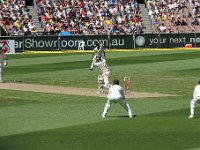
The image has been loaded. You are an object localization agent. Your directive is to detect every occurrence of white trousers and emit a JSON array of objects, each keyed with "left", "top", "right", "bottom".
[
  {"left": 90, "top": 58, "right": 101, "bottom": 69},
  {"left": 0, "top": 62, "right": 4, "bottom": 82},
  {"left": 102, "top": 71, "right": 110, "bottom": 88},
  {"left": 190, "top": 96, "right": 200, "bottom": 116}
]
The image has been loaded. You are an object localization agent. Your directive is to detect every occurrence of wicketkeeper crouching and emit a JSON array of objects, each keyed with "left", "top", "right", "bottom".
[{"left": 102, "top": 79, "right": 135, "bottom": 118}]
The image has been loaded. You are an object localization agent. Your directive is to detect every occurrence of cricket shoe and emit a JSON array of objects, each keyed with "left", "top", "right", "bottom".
[
  {"left": 129, "top": 114, "right": 136, "bottom": 118},
  {"left": 89, "top": 68, "right": 93, "bottom": 71},
  {"left": 102, "top": 113, "right": 107, "bottom": 118},
  {"left": 97, "top": 90, "right": 104, "bottom": 94},
  {"left": 188, "top": 115, "right": 195, "bottom": 119},
  {"left": 102, "top": 115, "right": 106, "bottom": 118}
]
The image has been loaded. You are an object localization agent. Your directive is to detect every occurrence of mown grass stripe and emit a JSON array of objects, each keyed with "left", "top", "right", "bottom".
[{"left": 1, "top": 50, "right": 200, "bottom": 150}]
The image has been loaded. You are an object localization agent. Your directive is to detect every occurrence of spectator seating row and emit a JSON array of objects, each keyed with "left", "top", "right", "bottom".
[
  {"left": 147, "top": 0, "right": 200, "bottom": 33},
  {"left": 35, "top": 0, "right": 144, "bottom": 35},
  {"left": 0, "top": 0, "right": 37, "bottom": 36},
  {"left": 1, "top": 0, "right": 200, "bottom": 36}
]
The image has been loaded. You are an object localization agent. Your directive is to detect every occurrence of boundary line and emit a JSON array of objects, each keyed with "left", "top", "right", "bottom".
[{"left": 23, "top": 48, "right": 200, "bottom": 54}]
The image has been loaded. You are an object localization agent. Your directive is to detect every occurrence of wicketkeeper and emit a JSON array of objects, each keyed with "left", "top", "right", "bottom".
[{"left": 102, "top": 79, "right": 135, "bottom": 118}]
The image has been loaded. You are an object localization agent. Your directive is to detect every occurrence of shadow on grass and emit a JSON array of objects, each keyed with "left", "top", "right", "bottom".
[
  {"left": 0, "top": 98, "right": 38, "bottom": 106},
  {"left": 1, "top": 108, "right": 200, "bottom": 150},
  {"left": 107, "top": 115, "right": 130, "bottom": 118}
]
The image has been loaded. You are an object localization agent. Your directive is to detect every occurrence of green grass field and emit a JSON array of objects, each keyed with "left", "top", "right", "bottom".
[{"left": 1, "top": 49, "right": 200, "bottom": 150}]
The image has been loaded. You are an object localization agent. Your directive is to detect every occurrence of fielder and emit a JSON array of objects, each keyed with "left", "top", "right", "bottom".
[
  {"left": 0, "top": 50, "right": 8, "bottom": 83},
  {"left": 78, "top": 40, "right": 85, "bottom": 50},
  {"left": 102, "top": 79, "right": 135, "bottom": 118},
  {"left": 189, "top": 80, "right": 200, "bottom": 118},
  {"left": 89, "top": 42, "right": 106, "bottom": 71}
]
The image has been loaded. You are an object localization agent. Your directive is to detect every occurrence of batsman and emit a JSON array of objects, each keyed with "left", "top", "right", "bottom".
[
  {"left": 94, "top": 57, "right": 111, "bottom": 93},
  {"left": 102, "top": 79, "right": 135, "bottom": 118},
  {"left": 89, "top": 42, "right": 106, "bottom": 71}
]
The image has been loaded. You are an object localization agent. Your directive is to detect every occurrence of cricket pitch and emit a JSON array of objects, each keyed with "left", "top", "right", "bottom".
[{"left": 0, "top": 83, "right": 176, "bottom": 99}]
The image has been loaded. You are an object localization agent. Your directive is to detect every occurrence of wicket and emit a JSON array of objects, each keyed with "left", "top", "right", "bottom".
[{"left": 124, "top": 77, "right": 131, "bottom": 95}]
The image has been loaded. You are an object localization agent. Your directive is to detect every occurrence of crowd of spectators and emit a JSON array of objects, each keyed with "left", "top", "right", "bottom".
[
  {"left": 146, "top": 0, "right": 200, "bottom": 33},
  {"left": 0, "top": 0, "right": 37, "bottom": 36},
  {"left": 35, "top": 0, "right": 144, "bottom": 35},
  {"left": 1, "top": 0, "right": 200, "bottom": 36}
]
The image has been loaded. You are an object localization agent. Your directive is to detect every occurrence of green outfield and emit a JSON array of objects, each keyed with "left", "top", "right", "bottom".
[{"left": 1, "top": 49, "right": 200, "bottom": 150}]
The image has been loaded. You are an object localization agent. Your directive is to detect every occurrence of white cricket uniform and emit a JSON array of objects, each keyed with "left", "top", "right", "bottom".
[
  {"left": 102, "top": 84, "right": 134, "bottom": 118},
  {"left": 190, "top": 84, "right": 200, "bottom": 116},
  {"left": 97, "top": 75, "right": 104, "bottom": 93},
  {"left": 90, "top": 45, "right": 105, "bottom": 69},
  {"left": 78, "top": 40, "right": 85, "bottom": 50},
  {"left": 93, "top": 46, "right": 105, "bottom": 59},
  {"left": 0, "top": 52, "right": 7, "bottom": 83},
  {"left": 99, "top": 59, "right": 110, "bottom": 88}
]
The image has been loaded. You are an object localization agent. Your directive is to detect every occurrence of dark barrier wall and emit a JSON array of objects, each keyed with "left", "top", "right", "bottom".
[
  {"left": 60, "top": 35, "right": 109, "bottom": 50},
  {"left": 0, "top": 36, "right": 24, "bottom": 52},
  {"left": 60, "top": 35, "right": 133, "bottom": 50},
  {"left": 135, "top": 33, "right": 200, "bottom": 48},
  {"left": 134, "top": 34, "right": 158, "bottom": 48},
  {"left": 109, "top": 34, "right": 133, "bottom": 49},
  {"left": 0, "top": 36, "right": 58, "bottom": 52},
  {"left": 0, "top": 33, "right": 199, "bottom": 52},
  {"left": 0, "top": 35, "right": 133, "bottom": 52},
  {"left": 23, "top": 36, "right": 59, "bottom": 51},
  {"left": 194, "top": 33, "right": 200, "bottom": 47}
]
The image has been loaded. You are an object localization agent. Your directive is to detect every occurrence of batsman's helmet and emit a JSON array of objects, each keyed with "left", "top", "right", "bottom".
[
  {"left": 113, "top": 79, "right": 119, "bottom": 85},
  {"left": 96, "top": 56, "right": 101, "bottom": 61}
]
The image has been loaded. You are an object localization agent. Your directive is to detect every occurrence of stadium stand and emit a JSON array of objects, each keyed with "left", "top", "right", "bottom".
[
  {"left": 0, "top": 0, "right": 37, "bottom": 36},
  {"left": 34, "top": 0, "right": 145, "bottom": 35},
  {"left": 146, "top": 0, "right": 200, "bottom": 33},
  {"left": 0, "top": 0, "right": 199, "bottom": 36}
]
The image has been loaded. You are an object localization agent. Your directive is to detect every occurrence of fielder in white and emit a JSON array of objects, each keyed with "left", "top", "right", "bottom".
[
  {"left": 102, "top": 79, "right": 135, "bottom": 118},
  {"left": 189, "top": 80, "right": 200, "bottom": 118},
  {"left": 89, "top": 42, "right": 106, "bottom": 71},
  {"left": 0, "top": 50, "right": 8, "bottom": 83},
  {"left": 78, "top": 40, "right": 85, "bottom": 50}
]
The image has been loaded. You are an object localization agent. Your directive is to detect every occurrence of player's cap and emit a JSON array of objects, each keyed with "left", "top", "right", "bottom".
[{"left": 113, "top": 79, "right": 119, "bottom": 85}]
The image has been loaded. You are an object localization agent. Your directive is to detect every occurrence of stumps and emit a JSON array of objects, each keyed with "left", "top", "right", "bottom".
[{"left": 124, "top": 76, "right": 131, "bottom": 95}]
